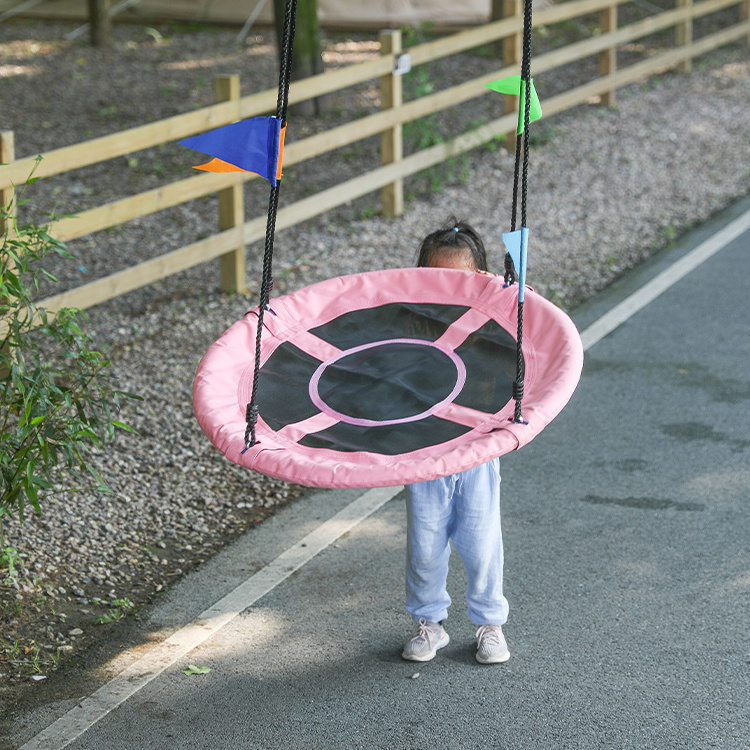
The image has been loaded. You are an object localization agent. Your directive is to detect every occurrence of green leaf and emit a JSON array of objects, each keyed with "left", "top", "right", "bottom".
[
  {"left": 182, "top": 665, "right": 211, "bottom": 676},
  {"left": 25, "top": 479, "right": 40, "bottom": 514},
  {"left": 92, "top": 612, "right": 115, "bottom": 625},
  {"left": 18, "top": 403, "right": 32, "bottom": 429}
]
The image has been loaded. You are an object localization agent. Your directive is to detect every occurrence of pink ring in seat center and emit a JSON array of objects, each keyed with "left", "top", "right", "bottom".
[{"left": 308, "top": 338, "right": 466, "bottom": 428}]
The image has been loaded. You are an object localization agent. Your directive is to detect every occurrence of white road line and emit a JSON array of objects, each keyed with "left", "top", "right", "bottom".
[
  {"left": 20, "top": 485, "right": 403, "bottom": 750},
  {"left": 580, "top": 207, "right": 750, "bottom": 351}
]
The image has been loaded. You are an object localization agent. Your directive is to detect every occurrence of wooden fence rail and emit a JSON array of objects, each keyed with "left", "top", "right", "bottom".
[{"left": 1, "top": 0, "right": 748, "bottom": 316}]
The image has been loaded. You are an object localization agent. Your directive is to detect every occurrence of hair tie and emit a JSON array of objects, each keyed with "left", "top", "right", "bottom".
[{"left": 453, "top": 226, "right": 459, "bottom": 233}]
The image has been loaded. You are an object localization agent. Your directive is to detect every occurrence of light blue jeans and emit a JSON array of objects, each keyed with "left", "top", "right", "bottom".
[{"left": 405, "top": 458, "right": 508, "bottom": 626}]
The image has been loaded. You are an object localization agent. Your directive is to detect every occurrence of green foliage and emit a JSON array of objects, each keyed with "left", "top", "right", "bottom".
[
  {"left": 0, "top": 178, "right": 139, "bottom": 535},
  {"left": 0, "top": 544, "right": 19, "bottom": 579},
  {"left": 0, "top": 636, "right": 60, "bottom": 676},
  {"left": 91, "top": 597, "right": 134, "bottom": 625},
  {"left": 357, "top": 205, "right": 379, "bottom": 221},
  {"left": 401, "top": 24, "right": 435, "bottom": 49},
  {"left": 403, "top": 69, "right": 441, "bottom": 151},
  {"left": 403, "top": 68, "right": 455, "bottom": 194},
  {"left": 484, "top": 133, "right": 508, "bottom": 153},
  {"left": 529, "top": 122, "right": 556, "bottom": 148}
]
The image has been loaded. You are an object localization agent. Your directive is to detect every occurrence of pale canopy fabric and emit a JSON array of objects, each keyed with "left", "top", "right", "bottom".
[{"left": 39, "top": 0, "right": 494, "bottom": 27}]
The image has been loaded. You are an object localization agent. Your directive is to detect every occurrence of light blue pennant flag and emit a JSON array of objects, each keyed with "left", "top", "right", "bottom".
[{"left": 502, "top": 227, "right": 529, "bottom": 302}]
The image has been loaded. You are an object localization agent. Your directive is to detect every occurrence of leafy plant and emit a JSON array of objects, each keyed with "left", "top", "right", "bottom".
[
  {"left": 403, "top": 69, "right": 441, "bottom": 152},
  {"left": 1, "top": 636, "right": 61, "bottom": 676},
  {"left": 0, "top": 544, "right": 18, "bottom": 579},
  {"left": 0, "top": 174, "right": 139, "bottom": 544},
  {"left": 91, "top": 597, "right": 134, "bottom": 625},
  {"left": 402, "top": 68, "right": 456, "bottom": 194}
]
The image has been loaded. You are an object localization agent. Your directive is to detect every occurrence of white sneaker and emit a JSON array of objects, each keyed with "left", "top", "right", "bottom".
[
  {"left": 401, "top": 618, "right": 450, "bottom": 662},
  {"left": 475, "top": 624, "right": 510, "bottom": 664}
]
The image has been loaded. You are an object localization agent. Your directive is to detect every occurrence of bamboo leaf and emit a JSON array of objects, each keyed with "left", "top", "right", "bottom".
[
  {"left": 182, "top": 665, "right": 212, "bottom": 676},
  {"left": 111, "top": 421, "right": 139, "bottom": 435}
]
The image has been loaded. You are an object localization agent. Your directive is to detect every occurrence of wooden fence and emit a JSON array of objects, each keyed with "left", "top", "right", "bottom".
[{"left": 1, "top": 0, "right": 748, "bottom": 316}]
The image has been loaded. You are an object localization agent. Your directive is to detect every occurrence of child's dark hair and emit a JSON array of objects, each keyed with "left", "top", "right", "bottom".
[{"left": 416, "top": 217, "right": 488, "bottom": 271}]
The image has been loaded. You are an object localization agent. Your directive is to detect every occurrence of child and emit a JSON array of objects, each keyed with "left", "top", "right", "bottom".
[{"left": 402, "top": 218, "right": 510, "bottom": 665}]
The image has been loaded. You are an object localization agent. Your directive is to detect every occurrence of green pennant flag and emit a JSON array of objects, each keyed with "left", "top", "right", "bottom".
[{"left": 485, "top": 75, "right": 543, "bottom": 134}]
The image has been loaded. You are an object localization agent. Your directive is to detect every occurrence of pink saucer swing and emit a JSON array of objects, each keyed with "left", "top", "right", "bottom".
[{"left": 193, "top": 267, "right": 582, "bottom": 487}]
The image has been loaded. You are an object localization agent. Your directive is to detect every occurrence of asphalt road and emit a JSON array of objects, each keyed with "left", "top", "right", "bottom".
[{"left": 9, "top": 196, "right": 750, "bottom": 749}]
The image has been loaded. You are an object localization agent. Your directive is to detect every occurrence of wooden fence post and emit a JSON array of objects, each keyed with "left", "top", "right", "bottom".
[
  {"left": 214, "top": 75, "right": 246, "bottom": 294},
  {"left": 599, "top": 3, "right": 618, "bottom": 105},
  {"left": 502, "top": 0, "right": 522, "bottom": 147},
  {"left": 490, "top": 0, "right": 505, "bottom": 56},
  {"left": 88, "top": 0, "right": 112, "bottom": 47},
  {"left": 379, "top": 29, "right": 404, "bottom": 217},
  {"left": 0, "top": 131, "right": 15, "bottom": 237},
  {"left": 676, "top": 0, "right": 693, "bottom": 73}
]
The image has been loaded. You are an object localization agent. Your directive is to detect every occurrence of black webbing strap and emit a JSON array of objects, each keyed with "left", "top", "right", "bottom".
[
  {"left": 243, "top": 0, "right": 298, "bottom": 451},
  {"left": 510, "top": 0, "right": 534, "bottom": 424}
]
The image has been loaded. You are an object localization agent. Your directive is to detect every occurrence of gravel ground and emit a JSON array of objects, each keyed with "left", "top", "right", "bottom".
[{"left": 0, "top": 18, "right": 749, "bottom": 716}]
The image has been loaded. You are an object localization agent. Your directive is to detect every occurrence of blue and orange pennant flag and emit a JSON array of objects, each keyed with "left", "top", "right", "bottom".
[
  {"left": 179, "top": 116, "right": 286, "bottom": 186},
  {"left": 485, "top": 75, "right": 542, "bottom": 135}
]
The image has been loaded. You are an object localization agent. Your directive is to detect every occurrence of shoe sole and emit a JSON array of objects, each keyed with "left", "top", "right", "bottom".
[
  {"left": 476, "top": 649, "right": 510, "bottom": 664},
  {"left": 401, "top": 633, "right": 450, "bottom": 662}
]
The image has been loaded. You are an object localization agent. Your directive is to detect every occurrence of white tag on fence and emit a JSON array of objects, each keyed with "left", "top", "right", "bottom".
[{"left": 393, "top": 53, "right": 412, "bottom": 76}]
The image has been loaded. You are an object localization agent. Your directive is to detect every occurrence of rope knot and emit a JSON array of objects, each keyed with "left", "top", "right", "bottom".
[{"left": 242, "top": 403, "right": 260, "bottom": 452}]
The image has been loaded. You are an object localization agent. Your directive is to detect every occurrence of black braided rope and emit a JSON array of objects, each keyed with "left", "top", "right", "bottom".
[
  {"left": 243, "top": 0, "right": 298, "bottom": 451},
  {"left": 505, "top": 132, "right": 522, "bottom": 284},
  {"left": 510, "top": 138, "right": 522, "bottom": 233},
  {"left": 520, "top": 0, "right": 533, "bottom": 230},
  {"left": 503, "top": 251, "right": 516, "bottom": 285},
  {"left": 512, "top": 0, "right": 534, "bottom": 424},
  {"left": 513, "top": 298, "right": 526, "bottom": 423}
]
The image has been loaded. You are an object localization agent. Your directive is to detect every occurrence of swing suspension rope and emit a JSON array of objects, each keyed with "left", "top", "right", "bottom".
[
  {"left": 243, "top": 0, "right": 534, "bottom": 449},
  {"left": 244, "top": 0, "right": 298, "bottom": 451},
  {"left": 507, "top": 0, "right": 535, "bottom": 425}
]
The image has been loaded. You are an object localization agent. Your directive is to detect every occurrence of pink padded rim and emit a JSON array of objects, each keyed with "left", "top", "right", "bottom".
[{"left": 193, "top": 267, "right": 584, "bottom": 488}]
